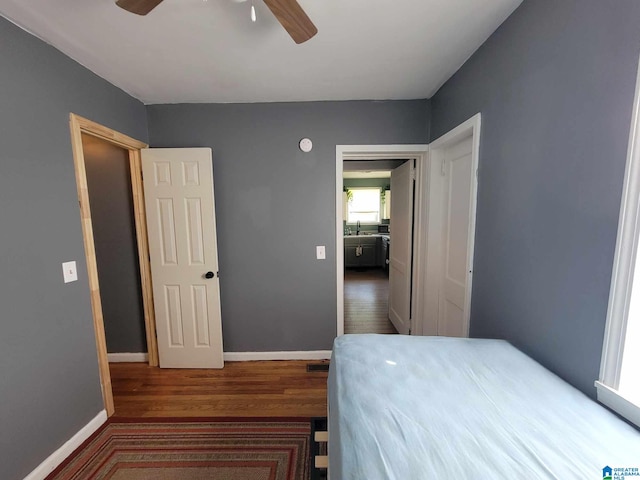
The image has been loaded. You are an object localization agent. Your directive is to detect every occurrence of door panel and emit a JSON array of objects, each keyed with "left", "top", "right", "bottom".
[
  {"left": 388, "top": 160, "right": 414, "bottom": 334},
  {"left": 165, "top": 285, "right": 184, "bottom": 346},
  {"left": 158, "top": 199, "right": 178, "bottom": 265},
  {"left": 185, "top": 199, "right": 205, "bottom": 265},
  {"left": 437, "top": 137, "right": 473, "bottom": 337},
  {"left": 142, "top": 148, "right": 224, "bottom": 368}
]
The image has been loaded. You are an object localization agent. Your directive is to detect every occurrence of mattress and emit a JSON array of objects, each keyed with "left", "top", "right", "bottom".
[{"left": 328, "top": 335, "right": 640, "bottom": 479}]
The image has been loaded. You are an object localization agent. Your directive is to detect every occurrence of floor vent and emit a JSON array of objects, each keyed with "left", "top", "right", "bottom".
[{"left": 307, "top": 363, "right": 330, "bottom": 372}]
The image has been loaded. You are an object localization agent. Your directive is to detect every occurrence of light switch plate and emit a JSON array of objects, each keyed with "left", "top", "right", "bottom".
[
  {"left": 62, "top": 261, "right": 78, "bottom": 283},
  {"left": 316, "top": 246, "right": 326, "bottom": 260}
]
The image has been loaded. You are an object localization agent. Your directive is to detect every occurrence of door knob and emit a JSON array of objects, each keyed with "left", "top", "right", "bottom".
[{"left": 204, "top": 271, "right": 215, "bottom": 279}]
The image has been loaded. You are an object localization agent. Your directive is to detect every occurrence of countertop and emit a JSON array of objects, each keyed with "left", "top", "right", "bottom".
[{"left": 344, "top": 234, "right": 390, "bottom": 241}]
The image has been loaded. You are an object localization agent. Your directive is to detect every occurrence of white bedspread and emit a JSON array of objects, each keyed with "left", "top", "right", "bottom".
[{"left": 328, "top": 335, "right": 640, "bottom": 479}]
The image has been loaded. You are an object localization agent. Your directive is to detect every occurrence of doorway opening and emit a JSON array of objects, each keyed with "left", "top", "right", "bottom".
[
  {"left": 69, "top": 114, "right": 159, "bottom": 416},
  {"left": 336, "top": 145, "right": 429, "bottom": 337},
  {"left": 82, "top": 134, "right": 148, "bottom": 358},
  {"left": 336, "top": 116, "right": 480, "bottom": 339},
  {"left": 342, "top": 162, "right": 404, "bottom": 334}
]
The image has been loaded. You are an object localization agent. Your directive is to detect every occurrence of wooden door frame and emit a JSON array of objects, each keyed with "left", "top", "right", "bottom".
[
  {"left": 335, "top": 145, "right": 429, "bottom": 337},
  {"left": 69, "top": 113, "right": 159, "bottom": 416}
]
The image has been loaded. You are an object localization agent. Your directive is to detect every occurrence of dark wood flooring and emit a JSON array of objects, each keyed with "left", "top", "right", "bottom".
[
  {"left": 344, "top": 268, "right": 398, "bottom": 334},
  {"left": 108, "top": 270, "right": 394, "bottom": 418},
  {"left": 110, "top": 360, "right": 329, "bottom": 418}
]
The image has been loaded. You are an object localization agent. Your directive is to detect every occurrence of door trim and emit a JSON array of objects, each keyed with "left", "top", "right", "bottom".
[
  {"left": 69, "top": 113, "right": 158, "bottom": 416},
  {"left": 335, "top": 145, "right": 429, "bottom": 337},
  {"left": 424, "top": 113, "right": 481, "bottom": 337}
]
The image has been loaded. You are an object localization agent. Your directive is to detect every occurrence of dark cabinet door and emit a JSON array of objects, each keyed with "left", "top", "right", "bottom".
[
  {"left": 381, "top": 238, "right": 388, "bottom": 268},
  {"left": 359, "top": 244, "right": 377, "bottom": 266},
  {"left": 345, "top": 245, "right": 359, "bottom": 267},
  {"left": 344, "top": 237, "right": 382, "bottom": 268}
]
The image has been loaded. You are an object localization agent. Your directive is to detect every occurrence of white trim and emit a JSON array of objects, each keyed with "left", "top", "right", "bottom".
[
  {"left": 107, "top": 352, "right": 149, "bottom": 363},
  {"left": 423, "top": 113, "right": 481, "bottom": 338},
  {"left": 596, "top": 56, "right": 640, "bottom": 427},
  {"left": 23, "top": 410, "right": 107, "bottom": 480},
  {"left": 411, "top": 152, "right": 430, "bottom": 336},
  {"left": 595, "top": 381, "right": 640, "bottom": 428},
  {"left": 223, "top": 350, "right": 332, "bottom": 361},
  {"left": 599, "top": 56, "right": 640, "bottom": 390},
  {"left": 336, "top": 145, "right": 429, "bottom": 338}
]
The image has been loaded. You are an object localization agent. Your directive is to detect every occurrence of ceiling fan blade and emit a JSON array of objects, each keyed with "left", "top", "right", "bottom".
[
  {"left": 116, "top": 0, "right": 164, "bottom": 16},
  {"left": 262, "top": 0, "right": 317, "bottom": 44}
]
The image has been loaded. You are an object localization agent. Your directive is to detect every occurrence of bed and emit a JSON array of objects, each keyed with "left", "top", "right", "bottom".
[{"left": 328, "top": 334, "right": 640, "bottom": 479}]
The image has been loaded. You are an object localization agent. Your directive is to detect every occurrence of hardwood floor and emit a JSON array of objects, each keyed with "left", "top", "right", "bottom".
[
  {"left": 109, "top": 270, "right": 393, "bottom": 419},
  {"left": 344, "top": 268, "right": 398, "bottom": 334},
  {"left": 110, "top": 360, "right": 328, "bottom": 418}
]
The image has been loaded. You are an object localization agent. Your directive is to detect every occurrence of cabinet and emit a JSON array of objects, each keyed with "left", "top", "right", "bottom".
[
  {"left": 359, "top": 243, "right": 377, "bottom": 266},
  {"left": 344, "top": 244, "right": 359, "bottom": 266},
  {"left": 381, "top": 236, "right": 389, "bottom": 273},
  {"left": 344, "top": 236, "right": 384, "bottom": 268}
]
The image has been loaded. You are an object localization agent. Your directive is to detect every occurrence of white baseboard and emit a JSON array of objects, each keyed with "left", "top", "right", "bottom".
[
  {"left": 107, "top": 352, "right": 148, "bottom": 363},
  {"left": 223, "top": 350, "right": 332, "bottom": 361},
  {"left": 108, "top": 351, "right": 330, "bottom": 363},
  {"left": 23, "top": 410, "right": 107, "bottom": 480}
]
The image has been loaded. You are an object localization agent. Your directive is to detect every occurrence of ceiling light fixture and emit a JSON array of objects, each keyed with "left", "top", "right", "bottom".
[{"left": 117, "top": 0, "right": 317, "bottom": 44}]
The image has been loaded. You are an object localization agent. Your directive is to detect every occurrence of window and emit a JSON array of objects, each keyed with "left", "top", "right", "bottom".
[
  {"left": 596, "top": 61, "right": 640, "bottom": 427},
  {"left": 346, "top": 188, "right": 381, "bottom": 224}
]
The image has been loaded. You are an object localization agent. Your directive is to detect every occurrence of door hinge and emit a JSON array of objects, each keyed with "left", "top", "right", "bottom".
[
  {"left": 410, "top": 166, "right": 416, "bottom": 181},
  {"left": 408, "top": 327, "right": 412, "bottom": 335},
  {"left": 441, "top": 160, "right": 447, "bottom": 176}
]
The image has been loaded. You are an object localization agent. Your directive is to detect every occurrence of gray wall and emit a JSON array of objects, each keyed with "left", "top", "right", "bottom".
[
  {"left": 0, "top": 17, "right": 148, "bottom": 480},
  {"left": 147, "top": 101, "right": 429, "bottom": 351},
  {"left": 430, "top": 0, "right": 640, "bottom": 397},
  {"left": 83, "top": 134, "right": 147, "bottom": 353}
]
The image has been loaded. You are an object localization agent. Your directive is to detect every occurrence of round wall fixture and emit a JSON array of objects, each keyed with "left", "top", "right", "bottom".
[{"left": 299, "top": 138, "right": 313, "bottom": 153}]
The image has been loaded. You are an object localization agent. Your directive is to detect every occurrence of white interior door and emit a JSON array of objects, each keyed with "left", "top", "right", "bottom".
[
  {"left": 388, "top": 160, "right": 414, "bottom": 334},
  {"left": 438, "top": 137, "right": 474, "bottom": 337},
  {"left": 142, "top": 148, "right": 224, "bottom": 368}
]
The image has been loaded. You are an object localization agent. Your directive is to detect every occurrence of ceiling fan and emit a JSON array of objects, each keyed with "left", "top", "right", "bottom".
[{"left": 115, "top": 0, "right": 317, "bottom": 44}]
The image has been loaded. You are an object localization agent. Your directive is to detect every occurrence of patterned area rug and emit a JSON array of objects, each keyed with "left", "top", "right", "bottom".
[{"left": 46, "top": 418, "right": 311, "bottom": 480}]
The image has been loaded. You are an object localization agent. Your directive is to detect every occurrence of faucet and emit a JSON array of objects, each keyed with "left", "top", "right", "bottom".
[{"left": 356, "top": 220, "right": 361, "bottom": 235}]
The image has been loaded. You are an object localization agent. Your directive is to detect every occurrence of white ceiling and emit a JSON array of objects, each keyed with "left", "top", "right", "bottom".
[{"left": 0, "top": 0, "right": 522, "bottom": 104}]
